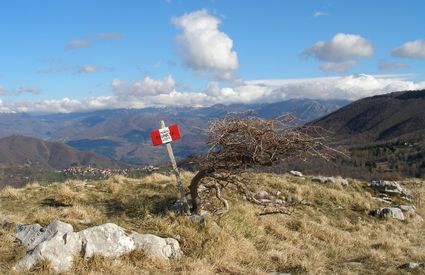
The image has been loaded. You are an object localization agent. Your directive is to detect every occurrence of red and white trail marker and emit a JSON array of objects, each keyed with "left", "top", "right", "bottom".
[
  {"left": 150, "top": 121, "right": 189, "bottom": 214},
  {"left": 150, "top": 124, "right": 181, "bottom": 146}
]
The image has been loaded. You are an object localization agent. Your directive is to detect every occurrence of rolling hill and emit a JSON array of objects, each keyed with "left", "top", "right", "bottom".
[
  {"left": 306, "top": 89, "right": 425, "bottom": 179},
  {"left": 0, "top": 135, "right": 121, "bottom": 170}
]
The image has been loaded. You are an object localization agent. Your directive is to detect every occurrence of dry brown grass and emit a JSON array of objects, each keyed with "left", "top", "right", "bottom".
[
  {"left": 0, "top": 172, "right": 424, "bottom": 274},
  {"left": 52, "top": 183, "right": 84, "bottom": 206},
  {"left": 25, "top": 181, "right": 41, "bottom": 190},
  {"left": 141, "top": 172, "right": 174, "bottom": 184},
  {"left": 0, "top": 185, "right": 21, "bottom": 200}
]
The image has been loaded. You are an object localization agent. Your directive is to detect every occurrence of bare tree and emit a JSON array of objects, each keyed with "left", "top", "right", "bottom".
[{"left": 189, "top": 115, "right": 338, "bottom": 214}]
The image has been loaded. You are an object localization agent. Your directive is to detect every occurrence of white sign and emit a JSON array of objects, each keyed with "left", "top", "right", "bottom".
[{"left": 159, "top": 127, "right": 172, "bottom": 144}]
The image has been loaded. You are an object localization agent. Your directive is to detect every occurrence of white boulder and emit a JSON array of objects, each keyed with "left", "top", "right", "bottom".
[
  {"left": 14, "top": 220, "right": 182, "bottom": 273},
  {"left": 289, "top": 170, "right": 303, "bottom": 177}
]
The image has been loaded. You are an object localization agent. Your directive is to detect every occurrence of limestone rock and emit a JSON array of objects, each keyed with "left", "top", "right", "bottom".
[
  {"left": 131, "top": 233, "right": 182, "bottom": 260},
  {"left": 312, "top": 176, "right": 336, "bottom": 184},
  {"left": 15, "top": 231, "right": 82, "bottom": 273},
  {"left": 393, "top": 205, "right": 416, "bottom": 214},
  {"left": 368, "top": 180, "right": 411, "bottom": 199},
  {"left": 79, "top": 223, "right": 135, "bottom": 258},
  {"left": 16, "top": 220, "right": 73, "bottom": 251},
  {"left": 14, "top": 220, "right": 182, "bottom": 273},
  {"left": 289, "top": 170, "right": 303, "bottom": 177},
  {"left": 370, "top": 207, "right": 405, "bottom": 220},
  {"left": 335, "top": 177, "right": 349, "bottom": 186}
]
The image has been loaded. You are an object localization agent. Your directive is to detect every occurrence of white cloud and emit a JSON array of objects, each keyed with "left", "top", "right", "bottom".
[
  {"left": 378, "top": 60, "right": 409, "bottom": 71},
  {"left": 1, "top": 74, "right": 425, "bottom": 113},
  {"left": 392, "top": 39, "right": 425, "bottom": 59},
  {"left": 319, "top": 60, "right": 358, "bottom": 73},
  {"left": 304, "top": 33, "right": 374, "bottom": 62},
  {"left": 172, "top": 9, "right": 239, "bottom": 80},
  {"left": 248, "top": 74, "right": 425, "bottom": 101},
  {"left": 39, "top": 64, "right": 112, "bottom": 74},
  {"left": 65, "top": 32, "right": 123, "bottom": 50},
  {"left": 314, "top": 11, "right": 329, "bottom": 17},
  {"left": 12, "top": 86, "right": 41, "bottom": 95},
  {"left": 0, "top": 86, "right": 41, "bottom": 96},
  {"left": 112, "top": 75, "right": 176, "bottom": 97},
  {"left": 304, "top": 33, "right": 374, "bottom": 73},
  {"left": 76, "top": 65, "right": 112, "bottom": 74},
  {"left": 65, "top": 40, "right": 91, "bottom": 50}
]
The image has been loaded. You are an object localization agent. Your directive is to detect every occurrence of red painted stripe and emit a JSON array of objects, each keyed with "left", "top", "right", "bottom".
[
  {"left": 150, "top": 129, "right": 163, "bottom": 146},
  {"left": 168, "top": 124, "right": 181, "bottom": 141}
]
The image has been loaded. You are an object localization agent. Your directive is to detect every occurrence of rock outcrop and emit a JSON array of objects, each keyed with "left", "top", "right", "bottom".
[
  {"left": 312, "top": 176, "right": 349, "bottom": 186},
  {"left": 370, "top": 207, "right": 405, "bottom": 220},
  {"left": 368, "top": 180, "right": 411, "bottom": 200},
  {"left": 289, "top": 170, "right": 303, "bottom": 177},
  {"left": 14, "top": 221, "right": 182, "bottom": 273}
]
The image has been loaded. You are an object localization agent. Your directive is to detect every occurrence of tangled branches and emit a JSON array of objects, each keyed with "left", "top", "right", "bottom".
[{"left": 189, "top": 115, "right": 339, "bottom": 214}]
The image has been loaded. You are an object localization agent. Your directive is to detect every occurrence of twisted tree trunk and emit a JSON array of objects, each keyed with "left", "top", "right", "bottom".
[{"left": 189, "top": 169, "right": 210, "bottom": 214}]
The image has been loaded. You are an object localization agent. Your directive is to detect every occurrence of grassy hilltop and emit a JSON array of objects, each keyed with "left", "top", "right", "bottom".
[{"left": 0, "top": 172, "right": 424, "bottom": 274}]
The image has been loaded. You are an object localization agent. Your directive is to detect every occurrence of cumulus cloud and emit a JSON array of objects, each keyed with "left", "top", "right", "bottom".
[
  {"left": 65, "top": 32, "right": 123, "bottom": 50},
  {"left": 1, "top": 74, "right": 424, "bottom": 113},
  {"left": 172, "top": 9, "right": 239, "bottom": 80},
  {"left": 304, "top": 33, "right": 374, "bottom": 62},
  {"left": 378, "top": 60, "right": 409, "bottom": 71},
  {"left": 392, "top": 39, "right": 425, "bottom": 59},
  {"left": 304, "top": 33, "right": 374, "bottom": 73}
]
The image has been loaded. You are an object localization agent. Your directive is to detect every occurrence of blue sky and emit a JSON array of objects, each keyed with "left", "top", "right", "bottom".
[{"left": 0, "top": 0, "right": 424, "bottom": 113}]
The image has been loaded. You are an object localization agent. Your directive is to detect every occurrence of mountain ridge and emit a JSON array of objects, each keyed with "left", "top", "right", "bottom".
[{"left": 306, "top": 89, "right": 425, "bottom": 178}]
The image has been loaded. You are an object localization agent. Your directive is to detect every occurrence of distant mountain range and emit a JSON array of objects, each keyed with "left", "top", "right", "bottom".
[
  {"left": 0, "top": 98, "right": 348, "bottom": 165},
  {"left": 2, "top": 90, "right": 425, "bottom": 181}
]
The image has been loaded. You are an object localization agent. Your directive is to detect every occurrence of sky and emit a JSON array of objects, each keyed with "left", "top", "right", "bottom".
[{"left": 0, "top": 0, "right": 425, "bottom": 113}]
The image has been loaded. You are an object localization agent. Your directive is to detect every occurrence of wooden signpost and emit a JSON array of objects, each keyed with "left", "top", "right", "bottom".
[{"left": 150, "top": 121, "right": 190, "bottom": 214}]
